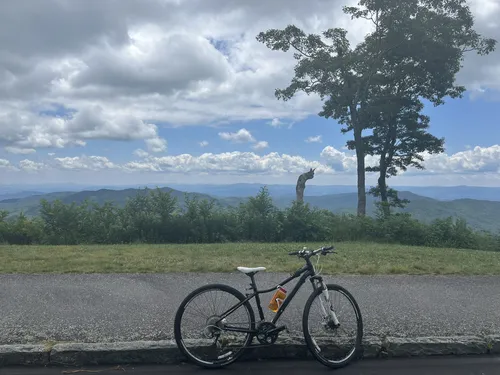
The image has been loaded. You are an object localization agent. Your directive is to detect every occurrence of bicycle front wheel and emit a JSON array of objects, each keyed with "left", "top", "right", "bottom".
[
  {"left": 174, "top": 283, "right": 255, "bottom": 368},
  {"left": 302, "top": 283, "right": 363, "bottom": 369}
]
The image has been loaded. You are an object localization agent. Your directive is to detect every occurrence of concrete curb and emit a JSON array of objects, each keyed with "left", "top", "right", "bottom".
[{"left": 1, "top": 335, "right": 499, "bottom": 367}]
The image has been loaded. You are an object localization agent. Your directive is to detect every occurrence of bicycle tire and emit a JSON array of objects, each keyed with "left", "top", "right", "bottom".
[
  {"left": 174, "top": 283, "right": 256, "bottom": 368},
  {"left": 302, "top": 283, "right": 363, "bottom": 369}
]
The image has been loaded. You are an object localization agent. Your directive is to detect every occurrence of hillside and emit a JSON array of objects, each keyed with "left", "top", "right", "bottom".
[
  {"left": 3, "top": 183, "right": 500, "bottom": 201},
  {"left": 0, "top": 191, "right": 45, "bottom": 201},
  {"left": 218, "top": 191, "right": 500, "bottom": 233},
  {"left": 169, "top": 183, "right": 500, "bottom": 201},
  {"left": 0, "top": 187, "right": 225, "bottom": 218},
  {"left": 1, "top": 187, "right": 500, "bottom": 233},
  {"left": 293, "top": 192, "right": 500, "bottom": 233}
]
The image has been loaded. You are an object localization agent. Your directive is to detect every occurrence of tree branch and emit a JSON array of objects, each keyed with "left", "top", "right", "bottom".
[{"left": 289, "top": 41, "right": 314, "bottom": 58}]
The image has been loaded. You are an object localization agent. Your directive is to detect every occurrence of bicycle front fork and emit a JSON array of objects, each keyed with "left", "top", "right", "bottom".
[{"left": 319, "top": 281, "right": 340, "bottom": 327}]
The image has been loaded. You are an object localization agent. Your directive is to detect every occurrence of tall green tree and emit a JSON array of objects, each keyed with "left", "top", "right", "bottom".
[
  {"left": 256, "top": 0, "right": 496, "bottom": 216},
  {"left": 362, "top": 93, "right": 445, "bottom": 217}
]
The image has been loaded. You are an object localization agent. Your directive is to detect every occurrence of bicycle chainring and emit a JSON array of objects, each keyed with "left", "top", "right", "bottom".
[{"left": 256, "top": 322, "right": 279, "bottom": 345}]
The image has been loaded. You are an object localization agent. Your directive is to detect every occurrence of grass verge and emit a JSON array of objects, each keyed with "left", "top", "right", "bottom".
[{"left": 1, "top": 242, "right": 500, "bottom": 275}]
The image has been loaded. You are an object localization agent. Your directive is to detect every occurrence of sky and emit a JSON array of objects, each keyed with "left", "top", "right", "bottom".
[{"left": 0, "top": 0, "right": 500, "bottom": 187}]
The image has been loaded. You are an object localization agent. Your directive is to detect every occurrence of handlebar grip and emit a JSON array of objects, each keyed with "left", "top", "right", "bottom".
[{"left": 323, "top": 246, "right": 334, "bottom": 251}]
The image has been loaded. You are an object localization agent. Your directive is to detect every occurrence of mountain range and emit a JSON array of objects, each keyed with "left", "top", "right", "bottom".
[
  {"left": 0, "top": 184, "right": 499, "bottom": 233},
  {"left": 2, "top": 183, "right": 500, "bottom": 201}
]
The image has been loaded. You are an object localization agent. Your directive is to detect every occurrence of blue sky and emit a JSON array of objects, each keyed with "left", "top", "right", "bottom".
[
  {"left": 157, "top": 96, "right": 495, "bottom": 158},
  {"left": 1, "top": 0, "right": 499, "bottom": 187}
]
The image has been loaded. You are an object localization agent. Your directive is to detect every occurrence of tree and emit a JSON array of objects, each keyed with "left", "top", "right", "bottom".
[
  {"left": 238, "top": 186, "right": 281, "bottom": 241},
  {"left": 256, "top": 0, "right": 496, "bottom": 216},
  {"left": 363, "top": 93, "right": 445, "bottom": 217}
]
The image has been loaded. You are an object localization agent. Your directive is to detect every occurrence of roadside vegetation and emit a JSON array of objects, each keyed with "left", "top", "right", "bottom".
[{"left": 1, "top": 187, "right": 499, "bottom": 253}]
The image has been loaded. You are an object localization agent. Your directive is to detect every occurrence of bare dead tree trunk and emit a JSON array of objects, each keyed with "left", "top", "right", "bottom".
[{"left": 296, "top": 168, "right": 315, "bottom": 203}]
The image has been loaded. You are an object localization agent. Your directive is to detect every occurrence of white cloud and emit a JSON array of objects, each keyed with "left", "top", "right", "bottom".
[
  {"left": 252, "top": 141, "right": 269, "bottom": 150},
  {"left": 69, "top": 31, "right": 231, "bottom": 97},
  {"left": 219, "top": 128, "right": 256, "bottom": 143},
  {"left": 19, "top": 159, "right": 46, "bottom": 172},
  {"left": 124, "top": 151, "right": 332, "bottom": 175},
  {"left": 4, "top": 146, "right": 36, "bottom": 154},
  {"left": 0, "top": 159, "right": 11, "bottom": 168},
  {"left": 133, "top": 149, "right": 149, "bottom": 158},
  {"left": 0, "top": 159, "right": 18, "bottom": 172},
  {"left": 320, "top": 144, "right": 500, "bottom": 176},
  {"left": 267, "top": 117, "right": 295, "bottom": 129},
  {"left": 5, "top": 0, "right": 495, "bottom": 155},
  {"left": 305, "top": 135, "right": 322, "bottom": 143},
  {"left": 0, "top": 106, "right": 163, "bottom": 151},
  {"left": 4, "top": 144, "right": 500, "bottom": 187},
  {"left": 320, "top": 146, "right": 376, "bottom": 172},
  {"left": 54, "top": 156, "right": 117, "bottom": 171},
  {"left": 145, "top": 137, "right": 167, "bottom": 153},
  {"left": 122, "top": 161, "right": 162, "bottom": 172},
  {"left": 66, "top": 105, "right": 158, "bottom": 141},
  {"left": 421, "top": 145, "right": 500, "bottom": 173},
  {"left": 199, "top": 140, "right": 209, "bottom": 147},
  {"left": 268, "top": 118, "right": 283, "bottom": 127}
]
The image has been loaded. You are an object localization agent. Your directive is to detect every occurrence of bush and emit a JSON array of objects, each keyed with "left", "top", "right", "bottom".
[
  {"left": 0, "top": 187, "right": 499, "bottom": 251},
  {"left": 373, "top": 213, "right": 428, "bottom": 246}
]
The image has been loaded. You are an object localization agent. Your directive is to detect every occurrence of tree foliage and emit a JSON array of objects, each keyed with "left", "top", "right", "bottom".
[
  {"left": 256, "top": 0, "right": 496, "bottom": 216},
  {"left": 363, "top": 94, "right": 445, "bottom": 217}
]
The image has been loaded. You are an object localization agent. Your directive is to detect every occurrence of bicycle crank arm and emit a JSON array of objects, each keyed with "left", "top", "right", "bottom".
[{"left": 266, "top": 325, "right": 287, "bottom": 335}]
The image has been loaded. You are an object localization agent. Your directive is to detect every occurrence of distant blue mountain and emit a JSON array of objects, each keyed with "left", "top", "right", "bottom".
[
  {"left": 0, "top": 191, "right": 45, "bottom": 201},
  {"left": 168, "top": 183, "right": 500, "bottom": 202},
  {"left": 168, "top": 183, "right": 357, "bottom": 197},
  {"left": 1, "top": 183, "right": 500, "bottom": 202}
]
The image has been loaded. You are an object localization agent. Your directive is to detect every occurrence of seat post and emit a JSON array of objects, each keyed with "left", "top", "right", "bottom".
[
  {"left": 248, "top": 272, "right": 257, "bottom": 291},
  {"left": 248, "top": 272, "right": 266, "bottom": 321}
]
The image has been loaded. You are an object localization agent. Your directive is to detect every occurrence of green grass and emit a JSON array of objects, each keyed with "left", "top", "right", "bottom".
[{"left": 1, "top": 242, "right": 500, "bottom": 275}]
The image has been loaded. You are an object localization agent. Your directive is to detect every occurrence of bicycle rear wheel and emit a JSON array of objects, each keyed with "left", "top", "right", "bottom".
[
  {"left": 174, "top": 283, "right": 255, "bottom": 368},
  {"left": 302, "top": 283, "right": 363, "bottom": 369}
]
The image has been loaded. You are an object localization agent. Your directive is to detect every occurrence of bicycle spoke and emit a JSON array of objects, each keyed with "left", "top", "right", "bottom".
[
  {"left": 304, "top": 284, "right": 362, "bottom": 368},
  {"left": 175, "top": 285, "right": 253, "bottom": 368}
]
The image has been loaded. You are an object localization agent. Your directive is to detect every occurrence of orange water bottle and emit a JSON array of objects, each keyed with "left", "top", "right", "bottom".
[{"left": 268, "top": 286, "right": 287, "bottom": 312}]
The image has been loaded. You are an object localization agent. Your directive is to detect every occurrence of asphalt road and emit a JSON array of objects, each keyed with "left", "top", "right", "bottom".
[
  {"left": 1, "top": 273, "right": 499, "bottom": 344},
  {"left": 3, "top": 357, "right": 500, "bottom": 375}
]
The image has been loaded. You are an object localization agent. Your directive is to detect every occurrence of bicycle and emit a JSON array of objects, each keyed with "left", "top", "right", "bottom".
[{"left": 173, "top": 245, "right": 363, "bottom": 369}]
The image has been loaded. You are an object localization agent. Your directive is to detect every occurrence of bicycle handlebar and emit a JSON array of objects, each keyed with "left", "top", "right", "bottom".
[{"left": 288, "top": 246, "right": 335, "bottom": 257}]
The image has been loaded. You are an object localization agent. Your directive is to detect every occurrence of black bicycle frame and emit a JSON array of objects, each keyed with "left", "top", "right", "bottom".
[{"left": 216, "top": 256, "right": 326, "bottom": 334}]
